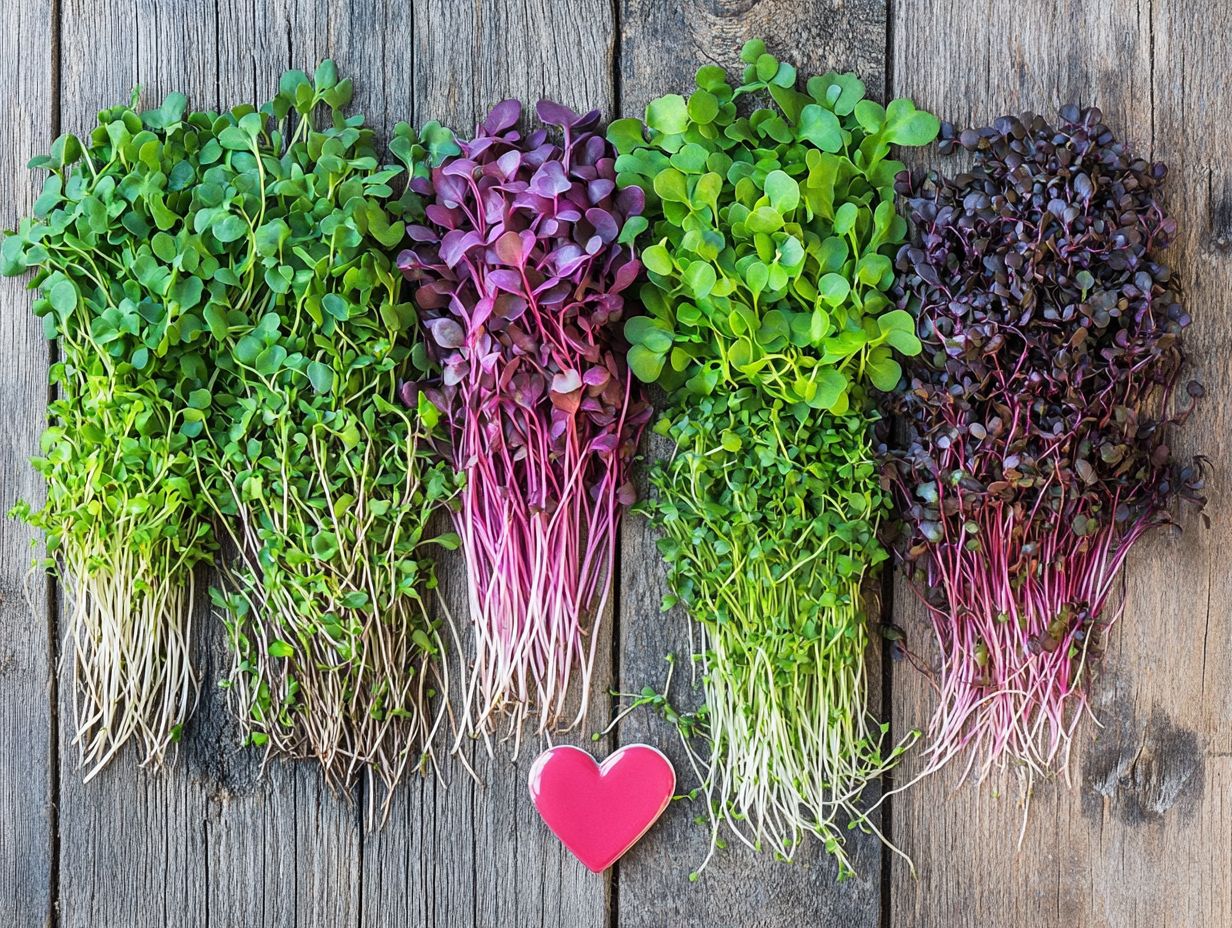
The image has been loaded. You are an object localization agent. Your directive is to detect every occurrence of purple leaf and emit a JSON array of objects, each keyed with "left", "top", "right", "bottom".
[
  {"left": 583, "top": 365, "right": 610, "bottom": 388},
  {"left": 586, "top": 208, "right": 619, "bottom": 243},
  {"left": 425, "top": 317, "right": 465, "bottom": 349},
  {"left": 551, "top": 369, "right": 582, "bottom": 394},
  {"left": 439, "top": 229, "right": 483, "bottom": 268},
  {"left": 486, "top": 269, "right": 524, "bottom": 294},
  {"left": 497, "top": 149, "right": 522, "bottom": 178},
  {"left": 611, "top": 258, "right": 641, "bottom": 293},
  {"left": 483, "top": 99, "right": 521, "bottom": 135},
  {"left": 588, "top": 179, "right": 616, "bottom": 203},
  {"left": 536, "top": 99, "right": 579, "bottom": 129},
  {"left": 406, "top": 224, "right": 438, "bottom": 243},
  {"left": 397, "top": 381, "right": 418, "bottom": 408},
  {"left": 530, "top": 161, "right": 571, "bottom": 197},
  {"left": 494, "top": 230, "right": 526, "bottom": 266}
]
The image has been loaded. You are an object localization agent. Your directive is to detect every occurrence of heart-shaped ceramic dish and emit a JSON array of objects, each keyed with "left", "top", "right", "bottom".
[{"left": 528, "top": 744, "right": 676, "bottom": 873}]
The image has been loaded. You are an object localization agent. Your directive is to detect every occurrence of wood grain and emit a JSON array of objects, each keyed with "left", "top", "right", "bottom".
[
  {"left": 887, "top": 2, "right": 1231, "bottom": 926},
  {"left": 614, "top": 5, "right": 890, "bottom": 926},
  {"left": 6, "top": 2, "right": 1231, "bottom": 926},
  {"left": 360, "top": 4, "right": 619, "bottom": 926},
  {"left": 0, "top": 1, "right": 54, "bottom": 927}
]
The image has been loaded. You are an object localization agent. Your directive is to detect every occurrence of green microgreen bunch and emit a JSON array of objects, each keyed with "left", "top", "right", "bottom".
[
  {"left": 192, "top": 63, "right": 462, "bottom": 805},
  {"left": 3, "top": 92, "right": 224, "bottom": 777},
  {"left": 610, "top": 41, "right": 939, "bottom": 877},
  {"left": 612, "top": 39, "right": 936, "bottom": 412}
]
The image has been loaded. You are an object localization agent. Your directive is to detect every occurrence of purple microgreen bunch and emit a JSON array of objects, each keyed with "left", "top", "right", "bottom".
[
  {"left": 398, "top": 99, "right": 652, "bottom": 751},
  {"left": 884, "top": 106, "right": 1206, "bottom": 784}
]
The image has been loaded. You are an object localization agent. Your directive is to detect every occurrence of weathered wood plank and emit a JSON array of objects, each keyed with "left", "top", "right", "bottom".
[
  {"left": 0, "top": 1, "right": 55, "bottom": 926},
  {"left": 55, "top": 4, "right": 215, "bottom": 925},
  {"left": 615, "top": 5, "right": 890, "bottom": 926},
  {"left": 358, "top": 4, "right": 619, "bottom": 928},
  {"left": 888, "top": 3, "right": 1232, "bottom": 926},
  {"left": 55, "top": 3, "right": 362, "bottom": 926}
]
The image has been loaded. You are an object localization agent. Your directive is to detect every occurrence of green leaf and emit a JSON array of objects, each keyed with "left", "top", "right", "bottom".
[
  {"left": 0, "top": 235, "right": 26, "bottom": 276},
  {"left": 813, "top": 368, "right": 848, "bottom": 410},
  {"left": 341, "top": 590, "right": 369, "bottom": 609},
  {"left": 314, "top": 59, "right": 339, "bottom": 90},
  {"left": 608, "top": 117, "right": 646, "bottom": 154},
  {"left": 626, "top": 316, "right": 673, "bottom": 353},
  {"left": 683, "top": 261, "right": 716, "bottom": 299},
  {"left": 254, "top": 218, "right": 290, "bottom": 256},
  {"left": 642, "top": 243, "right": 674, "bottom": 276},
  {"left": 212, "top": 213, "right": 248, "bottom": 243},
  {"left": 618, "top": 215, "right": 648, "bottom": 246},
  {"left": 268, "top": 640, "right": 295, "bottom": 658},
  {"left": 877, "top": 309, "right": 916, "bottom": 336},
  {"left": 833, "top": 202, "right": 858, "bottom": 236},
  {"left": 818, "top": 273, "right": 851, "bottom": 306},
  {"left": 254, "top": 344, "right": 288, "bottom": 376},
  {"left": 646, "top": 94, "right": 690, "bottom": 135},
  {"left": 670, "top": 143, "right": 709, "bottom": 175},
  {"left": 745, "top": 207, "right": 783, "bottom": 234},
  {"left": 687, "top": 90, "right": 719, "bottom": 125},
  {"left": 763, "top": 170, "right": 799, "bottom": 213},
  {"left": 48, "top": 279, "right": 77, "bottom": 317},
  {"left": 311, "top": 531, "right": 340, "bottom": 561},
  {"left": 856, "top": 253, "right": 892, "bottom": 286},
  {"left": 808, "top": 72, "right": 866, "bottom": 116},
  {"left": 798, "top": 105, "right": 843, "bottom": 151},
  {"left": 628, "top": 344, "right": 666, "bottom": 383},
  {"left": 653, "top": 168, "right": 689, "bottom": 203},
  {"left": 867, "top": 353, "right": 903, "bottom": 391},
  {"left": 740, "top": 39, "right": 766, "bottom": 64},
  {"left": 218, "top": 125, "right": 252, "bottom": 151},
  {"left": 417, "top": 391, "right": 441, "bottom": 430},
  {"left": 854, "top": 99, "right": 886, "bottom": 134},
  {"left": 186, "top": 388, "right": 212, "bottom": 410},
  {"left": 882, "top": 98, "right": 941, "bottom": 146},
  {"left": 421, "top": 122, "right": 461, "bottom": 164},
  {"left": 307, "top": 360, "right": 334, "bottom": 393}
]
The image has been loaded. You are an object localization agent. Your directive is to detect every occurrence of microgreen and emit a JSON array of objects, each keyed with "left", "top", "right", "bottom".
[
  {"left": 188, "top": 63, "right": 461, "bottom": 804},
  {"left": 4, "top": 89, "right": 222, "bottom": 777},
  {"left": 612, "top": 36, "right": 936, "bottom": 411},
  {"left": 613, "top": 41, "right": 938, "bottom": 877},
  {"left": 884, "top": 106, "right": 1206, "bottom": 783},
  {"left": 398, "top": 99, "right": 651, "bottom": 751}
]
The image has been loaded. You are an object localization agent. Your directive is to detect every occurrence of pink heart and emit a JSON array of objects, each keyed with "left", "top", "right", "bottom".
[{"left": 529, "top": 744, "right": 676, "bottom": 873}]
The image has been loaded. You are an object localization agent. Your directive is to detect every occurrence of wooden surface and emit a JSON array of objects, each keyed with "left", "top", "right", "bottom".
[
  {"left": 0, "top": 2, "right": 1227, "bottom": 927},
  {"left": 887, "top": 3, "right": 1232, "bottom": 927}
]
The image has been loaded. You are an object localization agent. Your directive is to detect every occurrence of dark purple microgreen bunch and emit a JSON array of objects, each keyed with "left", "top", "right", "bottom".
[
  {"left": 884, "top": 105, "right": 1206, "bottom": 783},
  {"left": 398, "top": 99, "right": 652, "bottom": 752}
]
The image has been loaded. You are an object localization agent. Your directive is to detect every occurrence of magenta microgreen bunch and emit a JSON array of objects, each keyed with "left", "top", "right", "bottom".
[
  {"left": 398, "top": 99, "right": 651, "bottom": 751},
  {"left": 885, "top": 106, "right": 1206, "bottom": 784}
]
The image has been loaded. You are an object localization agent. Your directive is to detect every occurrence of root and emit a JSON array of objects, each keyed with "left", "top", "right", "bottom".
[{"left": 64, "top": 551, "right": 197, "bottom": 781}]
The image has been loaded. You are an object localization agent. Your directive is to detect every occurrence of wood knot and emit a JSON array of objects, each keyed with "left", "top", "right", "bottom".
[{"left": 1083, "top": 704, "right": 1203, "bottom": 824}]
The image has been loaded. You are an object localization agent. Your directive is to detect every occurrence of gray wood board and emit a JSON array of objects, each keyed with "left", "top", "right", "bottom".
[
  {"left": 359, "top": 4, "right": 619, "bottom": 928},
  {"left": 614, "top": 4, "right": 891, "bottom": 926},
  {"left": 887, "top": 2, "right": 1232, "bottom": 926},
  {"left": 0, "top": 1, "right": 54, "bottom": 927}
]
